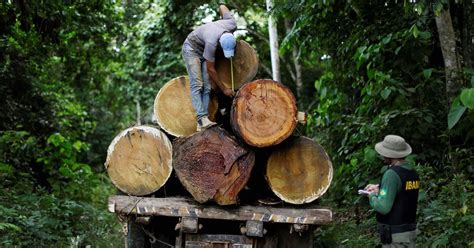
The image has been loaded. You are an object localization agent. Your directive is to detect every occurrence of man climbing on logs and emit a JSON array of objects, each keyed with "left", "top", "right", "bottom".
[
  {"left": 182, "top": 4, "right": 236, "bottom": 131},
  {"left": 362, "top": 135, "right": 420, "bottom": 247}
]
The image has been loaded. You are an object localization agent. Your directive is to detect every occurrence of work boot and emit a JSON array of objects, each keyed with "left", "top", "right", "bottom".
[
  {"left": 200, "top": 116, "right": 217, "bottom": 129},
  {"left": 196, "top": 119, "right": 203, "bottom": 132}
]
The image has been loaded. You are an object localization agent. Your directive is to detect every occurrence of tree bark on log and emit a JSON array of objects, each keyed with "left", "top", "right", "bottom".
[
  {"left": 231, "top": 79, "right": 297, "bottom": 147},
  {"left": 105, "top": 126, "right": 173, "bottom": 196},
  {"left": 172, "top": 126, "right": 255, "bottom": 205},
  {"left": 154, "top": 76, "right": 218, "bottom": 137},
  {"left": 266, "top": 137, "right": 333, "bottom": 204},
  {"left": 215, "top": 40, "right": 259, "bottom": 90}
]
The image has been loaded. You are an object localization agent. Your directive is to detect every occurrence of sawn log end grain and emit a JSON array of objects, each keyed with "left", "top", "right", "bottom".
[
  {"left": 172, "top": 126, "right": 255, "bottom": 205},
  {"left": 266, "top": 137, "right": 333, "bottom": 204},
  {"left": 105, "top": 126, "right": 173, "bottom": 196},
  {"left": 215, "top": 40, "right": 259, "bottom": 90},
  {"left": 154, "top": 76, "right": 218, "bottom": 137},
  {"left": 231, "top": 79, "right": 298, "bottom": 147}
]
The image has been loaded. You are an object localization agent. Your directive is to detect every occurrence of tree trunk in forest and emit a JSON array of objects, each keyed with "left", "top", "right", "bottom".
[
  {"left": 154, "top": 76, "right": 218, "bottom": 137},
  {"left": 460, "top": 2, "right": 473, "bottom": 69},
  {"left": 266, "top": 137, "right": 333, "bottom": 204},
  {"left": 105, "top": 126, "right": 173, "bottom": 196},
  {"left": 266, "top": 0, "right": 281, "bottom": 83},
  {"left": 215, "top": 40, "right": 259, "bottom": 90},
  {"left": 172, "top": 126, "right": 255, "bottom": 205},
  {"left": 292, "top": 47, "right": 303, "bottom": 100},
  {"left": 284, "top": 19, "right": 303, "bottom": 103},
  {"left": 135, "top": 100, "right": 141, "bottom": 125},
  {"left": 231, "top": 79, "right": 298, "bottom": 147},
  {"left": 435, "top": 7, "right": 464, "bottom": 105}
]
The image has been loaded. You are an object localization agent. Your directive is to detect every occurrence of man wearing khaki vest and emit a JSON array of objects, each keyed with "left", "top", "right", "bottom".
[{"left": 364, "top": 135, "right": 420, "bottom": 247}]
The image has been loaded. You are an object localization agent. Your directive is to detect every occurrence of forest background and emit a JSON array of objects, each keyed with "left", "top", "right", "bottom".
[{"left": 1, "top": 0, "right": 473, "bottom": 247}]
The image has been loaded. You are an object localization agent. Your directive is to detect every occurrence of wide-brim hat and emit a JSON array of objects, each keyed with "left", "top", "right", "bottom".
[{"left": 375, "top": 135, "right": 412, "bottom": 159}]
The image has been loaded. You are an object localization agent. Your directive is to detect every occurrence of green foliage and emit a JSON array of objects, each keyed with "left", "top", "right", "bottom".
[
  {"left": 314, "top": 217, "right": 379, "bottom": 247},
  {"left": 448, "top": 87, "right": 474, "bottom": 140},
  {"left": 0, "top": 223, "right": 21, "bottom": 232},
  {"left": 448, "top": 97, "right": 467, "bottom": 129},
  {"left": 1, "top": 0, "right": 473, "bottom": 247},
  {"left": 0, "top": 177, "right": 122, "bottom": 247},
  {"left": 0, "top": 130, "right": 122, "bottom": 246},
  {"left": 276, "top": 0, "right": 473, "bottom": 246},
  {"left": 416, "top": 167, "right": 474, "bottom": 247},
  {"left": 460, "top": 88, "right": 474, "bottom": 108},
  {"left": 290, "top": 1, "right": 445, "bottom": 205},
  {"left": 447, "top": 87, "right": 474, "bottom": 129},
  {"left": 38, "top": 132, "right": 95, "bottom": 197},
  {"left": 0, "top": 0, "right": 128, "bottom": 246}
]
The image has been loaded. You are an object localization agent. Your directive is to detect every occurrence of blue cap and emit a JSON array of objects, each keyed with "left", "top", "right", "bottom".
[{"left": 219, "top": 33, "right": 236, "bottom": 58}]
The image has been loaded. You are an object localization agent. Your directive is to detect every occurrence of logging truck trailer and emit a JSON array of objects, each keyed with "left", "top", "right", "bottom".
[
  {"left": 108, "top": 195, "right": 333, "bottom": 248},
  {"left": 105, "top": 39, "right": 334, "bottom": 247}
]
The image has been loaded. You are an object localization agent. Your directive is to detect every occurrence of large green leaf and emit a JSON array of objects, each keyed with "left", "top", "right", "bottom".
[
  {"left": 423, "top": 68, "right": 432, "bottom": 79},
  {"left": 460, "top": 88, "right": 474, "bottom": 109},
  {"left": 448, "top": 101, "right": 467, "bottom": 129},
  {"left": 381, "top": 88, "right": 391, "bottom": 100}
]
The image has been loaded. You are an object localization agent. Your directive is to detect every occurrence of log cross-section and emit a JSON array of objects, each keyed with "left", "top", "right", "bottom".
[
  {"left": 215, "top": 40, "right": 259, "bottom": 90},
  {"left": 231, "top": 79, "right": 298, "bottom": 147},
  {"left": 172, "top": 126, "right": 255, "bottom": 205},
  {"left": 266, "top": 137, "right": 333, "bottom": 204},
  {"left": 154, "top": 76, "right": 218, "bottom": 137},
  {"left": 105, "top": 126, "right": 173, "bottom": 196},
  {"left": 108, "top": 196, "right": 333, "bottom": 225}
]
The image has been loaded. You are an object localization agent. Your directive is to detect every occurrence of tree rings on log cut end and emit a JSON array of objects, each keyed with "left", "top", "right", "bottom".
[
  {"left": 173, "top": 126, "right": 255, "bottom": 205},
  {"left": 154, "top": 76, "right": 218, "bottom": 137},
  {"left": 266, "top": 137, "right": 333, "bottom": 204},
  {"left": 231, "top": 79, "right": 297, "bottom": 147},
  {"left": 105, "top": 126, "right": 173, "bottom": 196},
  {"left": 215, "top": 40, "right": 259, "bottom": 90}
]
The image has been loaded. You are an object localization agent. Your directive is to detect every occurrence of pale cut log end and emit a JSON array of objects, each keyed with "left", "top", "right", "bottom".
[
  {"left": 216, "top": 40, "right": 259, "bottom": 90},
  {"left": 105, "top": 126, "right": 173, "bottom": 196},
  {"left": 266, "top": 137, "right": 333, "bottom": 204},
  {"left": 154, "top": 76, "right": 218, "bottom": 137}
]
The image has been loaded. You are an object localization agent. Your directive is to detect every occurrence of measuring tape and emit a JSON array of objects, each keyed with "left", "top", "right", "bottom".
[{"left": 230, "top": 57, "right": 235, "bottom": 92}]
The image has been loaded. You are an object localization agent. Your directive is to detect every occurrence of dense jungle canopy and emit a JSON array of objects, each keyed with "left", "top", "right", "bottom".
[{"left": 0, "top": 0, "right": 473, "bottom": 247}]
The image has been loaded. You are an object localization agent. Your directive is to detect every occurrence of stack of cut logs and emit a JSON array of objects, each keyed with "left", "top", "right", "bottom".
[{"left": 105, "top": 41, "right": 333, "bottom": 206}]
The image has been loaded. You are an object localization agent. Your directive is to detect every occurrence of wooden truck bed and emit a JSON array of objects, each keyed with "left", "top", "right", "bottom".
[
  {"left": 109, "top": 196, "right": 333, "bottom": 247},
  {"left": 108, "top": 195, "right": 332, "bottom": 225}
]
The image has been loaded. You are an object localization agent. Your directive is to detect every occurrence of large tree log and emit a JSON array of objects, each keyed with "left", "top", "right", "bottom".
[
  {"left": 266, "top": 137, "right": 333, "bottom": 204},
  {"left": 173, "top": 126, "right": 255, "bottom": 205},
  {"left": 105, "top": 126, "right": 173, "bottom": 196},
  {"left": 231, "top": 79, "right": 297, "bottom": 147},
  {"left": 154, "top": 76, "right": 218, "bottom": 137},
  {"left": 215, "top": 40, "right": 259, "bottom": 90}
]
